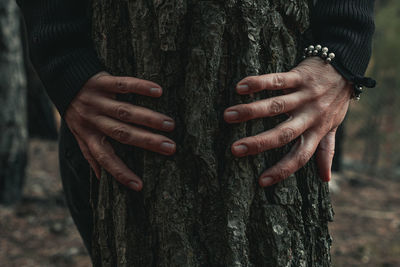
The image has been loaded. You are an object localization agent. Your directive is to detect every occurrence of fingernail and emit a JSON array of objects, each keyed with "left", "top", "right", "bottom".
[
  {"left": 233, "top": 144, "right": 248, "bottom": 155},
  {"left": 162, "top": 120, "right": 175, "bottom": 131},
  {"left": 260, "top": 177, "right": 274, "bottom": 187},
  {"left": 150, "top": 87, "right": 162, "bottom": 95},
  {"left": 225, "top": 110, "right": 239, "bottom": 121},
  {"left": 160, "top": 142, "right": 176, "bottom": 154},
  {"left": 237, "top": 84, "right": 249, "bottom": 93},
  {"left": 127, "top": 181, "right": 139, "bottom": 191}
]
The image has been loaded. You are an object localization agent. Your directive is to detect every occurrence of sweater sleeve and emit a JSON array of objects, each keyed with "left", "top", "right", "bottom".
[
  {"left": 16, "top": 0, "right": 104, "bottom": 117},
  {"left": 311, "top": 0, "right": 376, "bottom": 88}
]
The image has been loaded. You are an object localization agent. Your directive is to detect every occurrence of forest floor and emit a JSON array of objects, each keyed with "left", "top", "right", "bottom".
[{"left": 0, "top": 139, "right": 399, "bottom": 267}]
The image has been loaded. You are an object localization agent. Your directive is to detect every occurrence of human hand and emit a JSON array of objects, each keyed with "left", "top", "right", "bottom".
[
  {"left": 224, "top": 57, "right": 352, "bottom": 187},
  {"left": 65, "top": 72, "right": 176, "bottom": 191}
]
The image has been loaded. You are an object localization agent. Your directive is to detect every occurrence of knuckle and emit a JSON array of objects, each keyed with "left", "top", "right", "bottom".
[
  {"left": 290, "top": 69, "right": 303, "bottom": 84},
  {"left": 115, "top": 105, "right": 130, "bottom": 121},
  {"left": 111, "top": 126, "right": 130, "bottom": 143},
  {"left": 312, "top": 84, "right": 326, "bottom": 96},
  {"left": 253, "top": 135, "right": 269, "bottom": 154},
  {"left": 315, "top": 101, "right": 330, "bottom": 113},
  {"left": 296, "top": 150, "right": 313, "bottom": 168},
  {"left": 246, "top": 103, "right": 257, "bottom": 117},
  {"left": 277, "top": 167, "right": 292, "bottom": 180},
  {"left": 278, "top": 127, "right": 295, "bottom": 144},
  {"left": 268, "top": 99, "right": 285, "bottom": 115},
  {"left": 319, "top": 145, "right": 335, "bottom": 156},
  {"left": 115, "top": 77, "right": 129, "bottom": 93},
  {"left": 78, "top": 91, "right": 93, "bottom": 105},
  {"left": 100, "top": 135, "right": 109, "bottom": 146},
  {"left": 86, "top": 140, "right": 96, "bottom": 151},
  {"left": 87, "top": 137, "right": 100, "bottom": 151},
  {"left": 68, "top": 103, "right": 89, "bottom": 123},
  {"left": 299, "top": 117, "right": 308, "bottom": 131},
  {"left": 88, "top": 115, "right": 104, "bottom": 127},
  {"left": 301, "top": 68, "right": 314, "bottom": 81},
  {"left": 272, "top": 74, "right": 285, "bottom": 89}
]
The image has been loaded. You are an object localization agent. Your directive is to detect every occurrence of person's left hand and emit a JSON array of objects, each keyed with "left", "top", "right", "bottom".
[{"left": 224, "top": 57, "right": 352, "bottom": 187}]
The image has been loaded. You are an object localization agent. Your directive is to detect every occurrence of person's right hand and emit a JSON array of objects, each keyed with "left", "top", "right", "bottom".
[{"left": 64, "top": 72, "right": 176, "bottom": 191}]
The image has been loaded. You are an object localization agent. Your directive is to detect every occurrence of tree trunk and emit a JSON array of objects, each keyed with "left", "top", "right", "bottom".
[
  {"left": 0, "top": 0, "right": 28, "bottom": 205},
  {"left": 90, "top": 0, "right": 333, "bottom": 266}
]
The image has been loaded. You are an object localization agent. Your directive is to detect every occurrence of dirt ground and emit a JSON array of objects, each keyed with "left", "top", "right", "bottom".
[
  {"left": 0, "top": 139, "right": 399, "bottom": 267},
  {"left": 0, "top": 139, "right": 90, "bottom": 267}
]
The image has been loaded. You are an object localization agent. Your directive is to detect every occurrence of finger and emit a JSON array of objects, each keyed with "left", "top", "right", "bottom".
[
  {"left": 92, "top": 96, "right": 175, "bottom": 132},
  {"left": 258, "top": 130, "right": 320, "bottom": 187},
  {"left": 89, "top": 115, "right": 176, "bottom": 156},
  {"left": 231, "top": 113, "right": 312, "bottom": 157},
  {"left": 236, "top": 70, "right": 303, "bottom": 94},
  {"left": 86, "top": 134, "right": 143, "bottom": 191},
  {"left": 94, "top": 75, "right": 163, "bottom": 97},
  {"left": 224, "top": 91, "right": 307, "bottom": 123},
  {"left": 316, "top": 129, "right": 337, "bottom": 182},
  {"left": 75, "top": 135, "right": 101, "bottom": 179}
]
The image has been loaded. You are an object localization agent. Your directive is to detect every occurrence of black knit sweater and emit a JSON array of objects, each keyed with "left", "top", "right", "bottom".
[{"left": 17, "top": 0, "right": 376, "bottom": 117}]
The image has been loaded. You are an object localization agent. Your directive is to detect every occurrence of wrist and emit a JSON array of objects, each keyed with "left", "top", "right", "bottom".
[{"left": 301, "top": 44, "right": 374, "bottom": 101}]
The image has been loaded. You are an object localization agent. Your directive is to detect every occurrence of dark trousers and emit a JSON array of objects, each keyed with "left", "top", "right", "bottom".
[{"left": 59, "top": 121, "right": 93, "bottom": 256}]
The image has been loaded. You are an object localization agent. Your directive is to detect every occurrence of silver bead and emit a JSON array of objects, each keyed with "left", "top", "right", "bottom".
[
  {"left": 308, "top": 45, "right": 315, "bottom": 51},
  {"left": 304, "top": 48, "right": 309, "bottom": 53},
  {"left": 328, "top": 53, "right": 335, "bottom": 59},
  {"left": 322, "top": 52, "right": 328, "bottom": 58},
  {"left": 322, "top": 47, "right": 329, "bottom": 53},
  {"left": 326, "top": 58, "right": 332, "bottom": 63},
  {"left": 302, "top": 55, "right": 306, "bottom": 59},
  {"left": 355, "top": 96, "right": 361, "bottom": 101},
  {"left": 313, "top": 50, "right": 319, "bottom": 55},
  {"left": 308, "top": 50, "right": 313, "bottom": 56},
  {"left": 316, "top": 45, "right": 322, "bottom": 51}
]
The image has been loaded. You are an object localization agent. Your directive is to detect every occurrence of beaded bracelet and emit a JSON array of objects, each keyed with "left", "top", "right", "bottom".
[
  {"left": 303, "top": 44, "right": 336, "bottom": 63},
  {"left": 303, "top": 44, "right": 363, "bottom": 100}
]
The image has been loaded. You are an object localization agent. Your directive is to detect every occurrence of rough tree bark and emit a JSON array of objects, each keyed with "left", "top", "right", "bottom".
[
  {"left": 90, "top": 0, "right": 333, "bottom": 266},
  {"left": 0, "top": 0, "right": 28, "bottom": 205}
]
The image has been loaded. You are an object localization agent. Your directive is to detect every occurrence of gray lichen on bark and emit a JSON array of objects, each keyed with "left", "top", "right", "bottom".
[
  {"left": 90, "top": 0, "right": 333, "bottom": 266},
  {"left": 0, "top": 0, "right": 27, "bottom": 205}
]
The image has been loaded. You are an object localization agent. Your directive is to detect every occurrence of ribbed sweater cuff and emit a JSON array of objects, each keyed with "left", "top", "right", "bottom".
[
  {"left": 39, "top": 48, "right": 103, "bottom": 117},
  {"left": 311, "top": 0, "right": 376, "bottom": 88},
  {"left": 331, "top": 58, "right": 376, "bottom": 89}
]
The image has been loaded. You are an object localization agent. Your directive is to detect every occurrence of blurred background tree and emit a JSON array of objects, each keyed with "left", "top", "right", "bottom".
[
  {"left": 0, "top": 1, "right": 58, "bottom": 205},
  {"left": 0, "top": 0, "right": 28, "bottom": 205}
]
